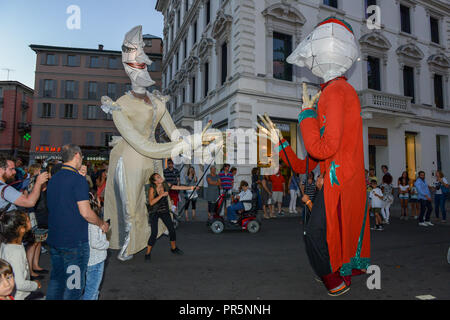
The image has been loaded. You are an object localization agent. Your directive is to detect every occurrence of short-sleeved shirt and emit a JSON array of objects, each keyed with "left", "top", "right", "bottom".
[
  {"left": 370, "top": 187, "right": 384, "bottom": 208},
  {"left": 219, "top": 172, "right": 234, "bottom": 190},
  {"left": 302, "top": 178, "right": 317, "bottom": 202},
  {"left": 46, "top": 165, "right": 90, "bottom": 248},
  {"left": 0, "top": 182, "right": 22, "bottom": 212},
  {"left": 270, "top": 174, "right": 285, "bottom": 192},
  {"left": 163, "top": 168, "right": 180, "bottom": 186},
  {"left": 206, "top": 174, "right": 220, "bottom": 202},
  {"left": 433, "top": 177, "right": 448, "bottom": 195}
]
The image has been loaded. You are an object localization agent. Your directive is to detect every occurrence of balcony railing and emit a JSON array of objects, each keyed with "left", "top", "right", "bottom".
[
  {"left": 21, "top": 101, "right": 29, "bottom": 109},
  {"left": 0, "top": 120, "right": 6, "bottom": 130},
  {"left": 359, "top": 89, "right": 412, "bottom": 113}
]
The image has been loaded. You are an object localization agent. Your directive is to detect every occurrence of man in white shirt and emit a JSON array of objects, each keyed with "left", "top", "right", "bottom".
[{"left": 226, "top": 181, "right": 253, "bottom": 223}]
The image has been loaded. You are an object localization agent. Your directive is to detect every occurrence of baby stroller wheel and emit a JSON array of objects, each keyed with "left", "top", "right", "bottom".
[
  {"left": 247, "top": 220, "right": 260, "bottom": 234},
  {"left": 210, "top": 220, "right": 224, "bottom": 234}
]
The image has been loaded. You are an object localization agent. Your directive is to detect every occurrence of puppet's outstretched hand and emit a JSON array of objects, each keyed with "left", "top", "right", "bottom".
[{"left": 256, "top": 113, "right": 284, "bottom": 143}]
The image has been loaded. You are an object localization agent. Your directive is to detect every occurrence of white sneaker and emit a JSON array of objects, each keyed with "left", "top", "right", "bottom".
[
  {"left": 418, "top": 222, "right": 428, "bottom": 227},
  {"left": 425, "top": 221, "right": 434, "bottom": 226}
]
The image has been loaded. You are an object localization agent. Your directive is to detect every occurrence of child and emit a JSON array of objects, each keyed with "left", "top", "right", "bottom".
[
  {"left": 0, "top": 210, "right": 43, "bottom": 300},
  {"left": 369, "top": 180, "right": 384, "bottom": 231},
  {"left": 0, "top": 259, "right": 15, "bottom": 300},
  {"left": 82, "top": 211, "right": 109, "bottom": 300}
]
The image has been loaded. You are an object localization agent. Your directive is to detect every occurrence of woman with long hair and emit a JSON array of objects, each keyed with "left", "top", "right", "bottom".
[
  {"left": 433, "top": 170, "right": 449, "bottom": 223},
  {"left": 145, "top": 173, "right": 197, "bottom": 261},
  {"left": 381, "top": 174, "right": 394, "bottom": 224}
]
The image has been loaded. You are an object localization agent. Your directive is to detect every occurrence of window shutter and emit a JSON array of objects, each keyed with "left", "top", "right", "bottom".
[
  {"left": 86, "top": 56, "right": 91, "bottom": 67},
  {"left": 98, "top": 107, "right": 106, "bottom": 120},
  {"left": 59, "top": 104, "right": 65, "bottom": 118},
  {"left": 99, "top": 82, "right": 107, "bottom": 98},
  {"left": 62, "top": 131, "right": 72, "bottom": 145},
  {"left": 84, "top": 81, "right": 89, "bottom": 99},
  {"left": 37, "top": 103, "right": 43, "bottom": 118},
  {"left": 60, "top": 80, "right": 65, "bottom": 98},
  {"left": 74, "top": 81, "right": 79, "bottom": 99},
  {"left": 55, "top": 54, "right": 60, "bottom": 66},
  {"left": 62, "top": 54, "right": 67, "bottom": 66},
  {"left": 86, "top": 132, "right": 95, "bottom": 146},
  {"left": 73, "top": 104, "right": 78, "bottom": 119},
  {"left": 40, "top": 53, "right": 46, "bottom": 65}
]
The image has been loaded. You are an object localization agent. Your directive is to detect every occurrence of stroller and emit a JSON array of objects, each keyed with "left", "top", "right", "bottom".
[{"left": 206, "top": 190, "right": 261, "bottom": 234}]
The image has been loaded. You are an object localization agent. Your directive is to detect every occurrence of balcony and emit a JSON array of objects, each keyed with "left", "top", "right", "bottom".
[
  {"left": 358, "top": 89, "right": 412, "bottom": 114},
  {"left": 21, "top": 101, "right": 29, "bottom": 110},
  {"left": 0, "top": 120, "right": 6, "bottom": 130},
  {"left": 17, "top": 122, "right": 32, "bottom": 132},
  {"left": 172, "top": 103, "right": 196, "bottom": 124}
]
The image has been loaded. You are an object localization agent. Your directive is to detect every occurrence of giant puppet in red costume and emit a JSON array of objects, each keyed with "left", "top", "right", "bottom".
[{"left": 259, "top": 17, "right": 370, "bottom": 296}]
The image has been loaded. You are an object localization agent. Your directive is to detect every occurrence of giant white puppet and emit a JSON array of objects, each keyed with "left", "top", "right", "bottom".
[{"left": 101, "top": 26, "right": 210, "bottom": 261}]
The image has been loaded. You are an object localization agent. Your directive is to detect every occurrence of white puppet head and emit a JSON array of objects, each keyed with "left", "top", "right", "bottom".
[
  {"left": 122, "top": 25, "right": 155, "bottom": 94},
  {"left": 286, "top": 17, "right": 360, "bottom": 83}
]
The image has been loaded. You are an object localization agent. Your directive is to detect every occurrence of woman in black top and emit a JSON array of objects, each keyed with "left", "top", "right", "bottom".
[{"left": 145, "top": 173, "right": 197, "bottom": 261}]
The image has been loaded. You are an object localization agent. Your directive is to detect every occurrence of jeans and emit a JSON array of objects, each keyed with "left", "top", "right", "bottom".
[
  {"left": 46, "top": 241, "right": 89, "bottom": 300},
  {"left": 82, "top": 261, "right": 105, "bottom": 300},
  {"left": 419, "top": 199, "right": 433, "bottom": 223},
  {"left": 289, "top": 190, "right": 298, "bottom": 212},
  {"left": 434, "top": 193, "right": 447, "bottom": 220},
  {"left": 227, "top": 202, "right": 245, "bottom": 221}
]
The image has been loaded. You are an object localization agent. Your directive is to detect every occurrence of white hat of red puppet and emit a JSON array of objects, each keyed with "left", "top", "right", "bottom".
[{"left": 287, "top": 16, "right": 360, "bottom": 83}]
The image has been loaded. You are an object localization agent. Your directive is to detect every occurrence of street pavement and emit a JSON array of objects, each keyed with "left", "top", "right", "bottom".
[{"left": 38, "top": 200, "right": 450, "bottom": 300}]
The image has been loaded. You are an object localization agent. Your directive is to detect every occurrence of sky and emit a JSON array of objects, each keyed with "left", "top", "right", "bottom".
[{"left": 0, "top": 0, "right": 164, "bottom": 89}]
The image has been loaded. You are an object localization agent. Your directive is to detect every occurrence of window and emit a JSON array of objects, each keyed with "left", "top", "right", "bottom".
[
  {"left": 108, "top": 57, "right": 118, "bottom": 69},
  {"left": 107, "top": 83, "right": 117, "bottom": 100},
  {"left": 184, "top": 38, "right": 188, "bottom": 59},
  {"left": 65, "top": 80, "right": 75, "bottom": 99},
  {"left": 177, "top": 10, "right": 181, "bottom": 30},
  {"left": 87, "top": 105, "right": 97, "bottom": 119},
  {"left": 204, "top": 62, "right": 209, "bottom": 98},
  {"left": 182, "top": 87, "right": 186, "bottom": 103},
  {"left": 90, "top": 56, "right": 100, "bottom": 68},
  {"left": 430, "top": 17, "right": 440, "bottom": 44},
  {"left": 0, "top": 87, "right": 3, "bottom": 98},
  {"left": 65, "top": 104, "right": 74, "bottom": 118},
  {"left": 62, "top": 131, "right": 72, "bottom": 145},
  {"left": 206, "top": 0, "right": 211, "bottom": 25},
  {"left": 44, "top": 80, "right": 53, "bottom": 97},
  {"left": 273, "top": 32, "right": 293, "bottom": 81},
  {"left": 193, "top": 21, "right": 197, "bottom": 45},
  {"left": 42, "top": 103, "right": 52, "bottom": 118},
  {"left": 86, "top": 132, "right": 95, "bottom": 146},
  {"left": 365, "top": 0, "right": 377, "bottom": 18},
  {"left": 46, "top": 54, "right": 56, "bottom": 65},
  {"left": 403, "top": 66, "right": 415, "bottom": 104},
  {"left": 176, "top": 52, "right": 179, "bottom": 70},
  {"left": 67, "top": 55, "right": 77, "bottom": 66},
  {"left": 125, "top": 83, "right": 132, "bottom": 92},
  {"left": 148, "top": 60, "right": 161, "bottom": 72},
  {"left": 221, "top": 42, "right": 228, "bottom": 85},
  {"left": 185, "top": 0, "right": 189, "bottom": 13},
  {"left": 400, "top": 5, "right": 411, "bottom": 34},
  {"left": 192, "top": 77, "right": 196, "bottom": 103},
  {"left": 88, "top": 82, "right": 97, "bottom": 100},
  {"left": 323, "top": 0, "right": 338, "bottom": 8},
  {"left": 367, "top": 56, "right": 381, "bottom": 91},
  {"left": 170, "top": 27, "right": 174, "bottom": 48},
  {"left": 104, "top": 133, "right": 114, "bottom": 147},
  {"left": 434, "top": 74, "right": 444, "bottom": 109}
]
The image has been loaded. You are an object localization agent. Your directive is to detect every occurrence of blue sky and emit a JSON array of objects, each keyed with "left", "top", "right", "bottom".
[{"left": 0, "top": 0, "right": 164, "bottom": 89}]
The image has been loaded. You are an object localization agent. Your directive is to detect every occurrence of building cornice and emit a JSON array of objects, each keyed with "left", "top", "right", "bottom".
[
  {"left": 30, "top": 44, "right": 121, "bottom": 56},
  {"left": 0, "top": 81, "right": 34, "bottom": 93}
]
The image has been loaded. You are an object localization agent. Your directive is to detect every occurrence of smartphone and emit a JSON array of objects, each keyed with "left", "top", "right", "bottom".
[{"left": 106, "top": 219, "right": 111, "bottom": 225}]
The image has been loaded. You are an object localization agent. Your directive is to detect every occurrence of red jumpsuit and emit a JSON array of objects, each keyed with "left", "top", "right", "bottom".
[{"left": 277, "top": 76, "right": 370, "bottom": 290}]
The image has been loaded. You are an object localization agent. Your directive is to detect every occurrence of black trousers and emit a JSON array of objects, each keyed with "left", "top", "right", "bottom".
[
  {"left": 419, "top": 199, "right": 432, "bottom": 223},
  {"left": 148, "top": 211, "right": 176, "bottom": 247}
]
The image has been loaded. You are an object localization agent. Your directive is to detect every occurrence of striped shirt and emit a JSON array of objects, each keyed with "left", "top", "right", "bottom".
[{"left": 219, "top": 172, "right": 234, "bottom": 190}]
